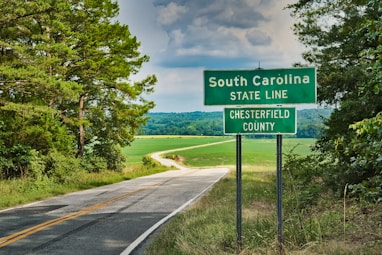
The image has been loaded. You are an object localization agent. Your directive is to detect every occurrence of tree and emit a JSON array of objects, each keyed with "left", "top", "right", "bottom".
[
  {"left": 62, "top": 0, "right": 156, "bottom": 164},
  {"left": 288, "top": 0, "right": 382, "bottom": 196},
  {"left": 0, "top": 0, "right": 156, "bottom": 174},
  {"left": 0, "top": 0, "right": 81, "bottom": 154},
  {"left": 288, "top": 0, "right": 382, "bottom": 112}
]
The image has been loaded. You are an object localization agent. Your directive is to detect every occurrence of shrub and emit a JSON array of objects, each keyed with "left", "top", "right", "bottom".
[
  {"left": 93, "top": 142, "right": 126, "bottom": 171},
  {"left": 0, "top": 144, "right": 33, "bottom": 179},
  {"left": 28, "top": 149, "right": 46, "bottom": 180},
  {"left": 0, "top": 142, "right": 12, "bottom": 179},
  {"left": 283, "top": 153, "right": 326, "bottom": 210},
  {"left": 334, "top": 112, "right": 382, "bottom": 202},
  {"left": 282, "top": 152, "right": 340, "bottom": 246},
  {"left": 80, "top": 155, "right": 108, "bottom": 173},
  {"left": 45, "top": 150, "right": 84, "bottom": 184},
  {"left": 142, "top": 155, "right": 157, "bottom": 168}
]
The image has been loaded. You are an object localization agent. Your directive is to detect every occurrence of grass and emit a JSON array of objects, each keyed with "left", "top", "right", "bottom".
[
  {"left": 0, "top": 136, "right": 312, "bottom": 210},
  {"left": 123, "top": 136, "right": 233, "bottom": 166},
  {"left": 145, "top": 167, "right": 274, "bottom": 255},
  {"left": 141, "top": 137, "right": 382, "bottom": 255},
  {"left": 143, "top": 137, "right": 313, "bottom": 255},
  {"left": 170, "top": 138, "right": 314, "bottom": 169},
  {"left": 0, "top": 165, "right": 170, "bottom": 210},
  {"left": 144, "top": 166, "right": 278, "bottom": 254}
]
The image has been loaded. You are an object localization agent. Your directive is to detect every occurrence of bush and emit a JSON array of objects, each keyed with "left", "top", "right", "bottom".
[
  {"left": 0, "top": 142, "right": 12, "bottom": 179},
  {"left": 28, "top": 149, "right": 46, "bottom": 180},
  {"left": 334, "top": 112, "right": 382, "bottom": 202},
  {"left": 80, "top": 155, "right": 108, "bottom": 173},
  {"left": 282, "top": 152, "right": 340, "bottom": 246},
  {"left": 142, "top": 155, "right": 157, "bottom": 168},
  {"left": 45, "top": 150, "right": 85, "bottom": 184},
  {"left": 93, "top": 143, "right": 126, "bottom": 171},
  {"left": 348, "top": 176, "right": 382, "bottom": 203},
  {"left": 0, "top": 144, "right": 33, "bottom": 179},
  {"left": 283, "top": 153, "right": 326, "bottom": 210}
]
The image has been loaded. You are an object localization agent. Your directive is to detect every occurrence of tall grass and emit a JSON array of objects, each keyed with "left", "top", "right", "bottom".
[{"left": 0, "top": 165, "right": 169, "bottom": 210}]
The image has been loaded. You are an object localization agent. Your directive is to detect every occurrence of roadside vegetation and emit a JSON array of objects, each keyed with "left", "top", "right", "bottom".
[
  {"left": 144, "top": 137, "right": 382, "bottom": 255},
  {"left": 0, "top": 136, "right": 230, "bottom": 210},
  {"left": 0, "top": 156, "right": 171, "bottom": 210},
  {"left": 0, "top": 165, "right": 167, "bottom": 210}
]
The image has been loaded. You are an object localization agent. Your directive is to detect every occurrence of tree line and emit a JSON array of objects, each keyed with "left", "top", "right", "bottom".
[
  {"left": 140, "top": 109, "right": 332, "bottom": 138},
  {"left": 0, "top": 0, "right": 155, "bottom": 181}
]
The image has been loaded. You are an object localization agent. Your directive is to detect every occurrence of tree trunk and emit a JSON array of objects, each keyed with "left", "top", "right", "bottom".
[{"left": 76, "top": 94, "right": 85, "bottom": 157}]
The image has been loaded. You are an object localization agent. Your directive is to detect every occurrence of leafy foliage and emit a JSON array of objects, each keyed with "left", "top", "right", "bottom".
[
  {"left": 337, "top": 113, "right": 382, "bottom": 202},
  {"left": 288, "top": 0, "right": 382, "bottom": 201},
  {"left": 296, "top": 109, "right": 331, "bottom": 138},
  {"left": 0, "top": 0, "right": 155, "bottom": 180}
]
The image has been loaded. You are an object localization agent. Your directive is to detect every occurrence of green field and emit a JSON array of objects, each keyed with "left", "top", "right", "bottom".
[
  {"left": 124, "top": 136, "right": 315, "bottom": 169},
  {"left": 175, "top": 138, "right": 314, "bottom": 169},
  {"left": 123, "top": 136, "right": 233, "bottom": 165}
]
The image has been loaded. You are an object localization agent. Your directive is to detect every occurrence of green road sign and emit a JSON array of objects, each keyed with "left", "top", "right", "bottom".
[
  {"left": 204, "top": 67, "right": 316, "bottom": 105},
  {"left": 224, "top": 107, "right": 296, "bottom": 135}
]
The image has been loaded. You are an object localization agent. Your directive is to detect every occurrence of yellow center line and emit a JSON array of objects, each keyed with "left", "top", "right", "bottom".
[
  {"left": 0, "top": 170, "right": 195, "bottom": 248},
  {"left": 0, "top": 186, "right": 150, "bottom": 248}
]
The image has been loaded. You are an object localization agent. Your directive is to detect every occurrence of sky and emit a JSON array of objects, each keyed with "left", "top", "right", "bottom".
[{"left": 117, "top": 0, "right": 309, "bottom": 112}]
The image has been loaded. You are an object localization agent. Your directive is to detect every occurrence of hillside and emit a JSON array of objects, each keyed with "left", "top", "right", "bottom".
[{"left": 140, "top": 109, "right": 332, "bottom": 138}]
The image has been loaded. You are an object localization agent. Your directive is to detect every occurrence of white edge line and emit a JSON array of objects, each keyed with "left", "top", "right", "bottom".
[{"left": 120, "top": 169, "right": 228, "bottom": 255}]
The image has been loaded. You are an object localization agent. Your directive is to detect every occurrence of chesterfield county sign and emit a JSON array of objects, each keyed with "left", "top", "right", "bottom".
[{"left": 224, "top": 107, "right": 296, "bottom": 135}]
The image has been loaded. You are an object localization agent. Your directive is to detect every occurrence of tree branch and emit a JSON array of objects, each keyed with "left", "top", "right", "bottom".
[{"left": 0, "top": 7, "right": 55, "bottom": 27}]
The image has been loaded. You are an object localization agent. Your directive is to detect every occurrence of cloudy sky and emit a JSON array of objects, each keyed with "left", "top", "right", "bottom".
[{"left": 117, "top": 0, "right": 307, "bottom": 112}]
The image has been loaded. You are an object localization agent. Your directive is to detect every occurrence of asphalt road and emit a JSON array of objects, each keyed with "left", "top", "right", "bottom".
[{"left": 0, "top": 141, "right": 232, "bottom": 255}]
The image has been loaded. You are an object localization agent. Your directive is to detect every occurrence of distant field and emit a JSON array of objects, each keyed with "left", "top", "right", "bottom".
[
  {"left": 123, "top": 136, "right": 233, "bottom": 166},
  {"left": 172, "top": 138, "right": 314, "bottom": 170},
  {"left": 123, "top": 136, "right": 315, "bottom": 168}
]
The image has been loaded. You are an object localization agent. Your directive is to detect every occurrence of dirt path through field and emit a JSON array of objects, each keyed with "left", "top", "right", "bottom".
[{"left": 150, "top": 139, "right": 235, "bottom": 170}]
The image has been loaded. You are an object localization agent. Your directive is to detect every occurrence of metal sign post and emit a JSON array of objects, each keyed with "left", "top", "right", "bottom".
[
  {"left": 276, "top": 134, "right": 283, "bottom": 253},
  {"left": 236, "top": 134, "right": 242, "bottom": 253}
]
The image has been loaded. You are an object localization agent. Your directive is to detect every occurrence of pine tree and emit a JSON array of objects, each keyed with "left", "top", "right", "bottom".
[
  {"left": 0, "top": 0, "right": 156, "bottom": 173},
  {"left": 61, "top": 0, "right": 156, "bottom": 165},
  {"left": 0, "top": 0, "right": 81, "bottom": 154}
]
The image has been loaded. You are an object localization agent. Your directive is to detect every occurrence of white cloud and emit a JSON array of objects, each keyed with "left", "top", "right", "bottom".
[
  {"left": 169, "top": 29, "right": 185, "bottom": 47},
  {"left": 117, "top": 0, "right": 306, "bottom": 112},
  {"left": 157, "top": 2, "right": 188, "bottom": 26},
  {"left": 246, "top": 29, "right": 272, "bottom": 46},
  {"left": 150, "top": 0, "right": 304, "bottom": 69}
]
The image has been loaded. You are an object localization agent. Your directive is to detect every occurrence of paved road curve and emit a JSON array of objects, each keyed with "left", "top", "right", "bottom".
[{"left": 0, "top": 141, "right": 232, "bottom": 255}]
